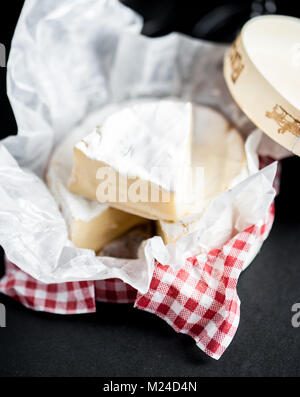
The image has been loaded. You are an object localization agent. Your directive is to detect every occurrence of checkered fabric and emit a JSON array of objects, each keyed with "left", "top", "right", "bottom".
[
  {"left": 0, "top": 262, "right": 137, "bottom": 312},
  {"left": 0, "top": 158, "right": 279, "bottom": 359},
  {"left": 0, "top": 261, "right": 96, "bottom": 314},
  {"left": 95, "top": 279, "right": 137, "bottom": 303},
  {"left": 135, "top": 202, "right": 274, "bottom": 359}
]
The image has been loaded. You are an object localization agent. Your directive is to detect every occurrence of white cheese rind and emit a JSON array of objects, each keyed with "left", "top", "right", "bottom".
[
  {"left": 69, "top": 99, "right": 197, "bottom": 221},
  {"left": 76, "top": 99, "right": 193, "bottom": 192}
]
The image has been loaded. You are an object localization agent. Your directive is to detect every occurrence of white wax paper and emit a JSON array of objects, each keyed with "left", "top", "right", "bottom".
[{"left": 0, "top": 0, "right": 278, "bottom": 292}]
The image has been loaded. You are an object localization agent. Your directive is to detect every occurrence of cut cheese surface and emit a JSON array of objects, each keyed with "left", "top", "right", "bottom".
[
  {"left": 46, "top": 107, "right": 145, "bottom": 252},
  {"left": 157, "top": 105, "right": 247, "bottom": 244},
  {"left": 69, "top": 99, "right": 195, "bottom": 221},
  {"left": 191, "top": 104, "right": 246, "bottom": 202},
  {"left": 156, "top": 213, "right": 203, "bottom": 245}
]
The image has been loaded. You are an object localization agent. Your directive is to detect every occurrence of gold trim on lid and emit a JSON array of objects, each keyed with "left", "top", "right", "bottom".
[
  {"left": 265, "top": 105, "right": 300, "bottom": 138},
  {"left": 229, "top": 35, "right": 245, "bottom": 84}
]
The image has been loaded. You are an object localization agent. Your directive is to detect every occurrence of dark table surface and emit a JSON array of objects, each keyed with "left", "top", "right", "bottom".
[{"left": 0, "top": 1, "right": 300, "bottom": 377}]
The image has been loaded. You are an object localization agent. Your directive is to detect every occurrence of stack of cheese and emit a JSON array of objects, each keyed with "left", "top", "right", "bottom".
[
  {"left": 46, "top": 98, "right": 246, "bottom": 253},
  {"left": 46, "top": 106, "right": 147, "bottom": 253}
]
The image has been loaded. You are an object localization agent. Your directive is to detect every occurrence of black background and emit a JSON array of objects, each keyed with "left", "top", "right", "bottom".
[{"left": 0, "top": 0, "right": 300, "bottom": 377}]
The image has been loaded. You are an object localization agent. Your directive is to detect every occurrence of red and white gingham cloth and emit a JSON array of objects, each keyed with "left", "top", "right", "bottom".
[
  {"left": 135, "top": 203, "right": 274, "bottom": 359},
  {"left": 0, "top": 159, "right": 280, "bottom": 360}
]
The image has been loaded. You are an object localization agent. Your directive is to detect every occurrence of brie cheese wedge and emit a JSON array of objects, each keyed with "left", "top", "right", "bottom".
[
  {"left": 46, "top": 107, "right": 146, "bottom": 252},
  {"left": 69, "top": 99, "right": 195, "bottom": 221},
  {"left": 157, "top": 105, "right": 247, "bottom": 244}
]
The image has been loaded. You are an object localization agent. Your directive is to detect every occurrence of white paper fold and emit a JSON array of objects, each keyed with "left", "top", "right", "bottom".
[{"left": 0, "top": 0, "right": 279, "bottom": 292}]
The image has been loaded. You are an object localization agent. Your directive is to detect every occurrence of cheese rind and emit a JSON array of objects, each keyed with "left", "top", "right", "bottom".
[
  {"left": 69, "top": 99, "right": 195, "bottom": 221},
  {"left": 157, "top": 105, "right": 247, "bottom": 244},
  {"left": 46, "top": 107, "right": 145, "bottom": 252}
]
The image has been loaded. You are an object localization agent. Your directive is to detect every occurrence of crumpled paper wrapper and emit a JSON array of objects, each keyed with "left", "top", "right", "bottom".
[{"left": 0, "top": 0, "right": 279, "bottom": 293}]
